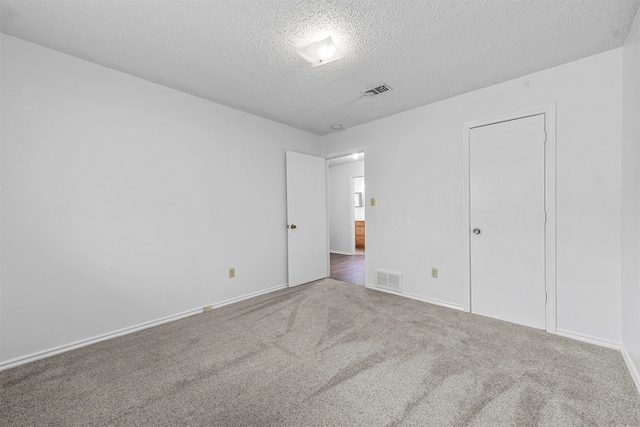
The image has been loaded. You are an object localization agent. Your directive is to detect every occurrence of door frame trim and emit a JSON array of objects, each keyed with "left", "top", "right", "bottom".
[
  {"left": 349, "top": 176, "right": 356, "bottom": 255},
  {"left": 462, "top": 104, "right": 557, "bottom": 333}
]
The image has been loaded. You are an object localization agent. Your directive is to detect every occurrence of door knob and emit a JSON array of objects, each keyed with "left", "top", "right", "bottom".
[
  {"left": 473, "top": 228, "right": 481, "bottom": 235},
  {"left": 290, "top": 224, "right": 297, "bottom": 229}
]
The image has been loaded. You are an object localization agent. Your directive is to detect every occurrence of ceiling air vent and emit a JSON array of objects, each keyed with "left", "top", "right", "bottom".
[{"left": 362, "top": 83, "right": 393, "bottom": 97}]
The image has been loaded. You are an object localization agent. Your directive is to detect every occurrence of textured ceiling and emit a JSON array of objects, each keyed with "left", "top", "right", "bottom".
[{"left": 1, "top": 0, "right": 639, "bottom": 136}]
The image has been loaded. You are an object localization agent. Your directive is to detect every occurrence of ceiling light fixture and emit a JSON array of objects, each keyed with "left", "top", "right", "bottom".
[
  {"left": 331, "top": 124, "right": 343, "bottom": 130},
  {"left": 296, "top": 36, "right": 344, "bottom": 67},
  {"left": 352, "top": 153, "right": 360, "bottom": 160}
]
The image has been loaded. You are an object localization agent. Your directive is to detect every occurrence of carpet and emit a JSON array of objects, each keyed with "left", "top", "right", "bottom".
[{"left": 1, "top": 278, "right": 639, "bottom": 426}]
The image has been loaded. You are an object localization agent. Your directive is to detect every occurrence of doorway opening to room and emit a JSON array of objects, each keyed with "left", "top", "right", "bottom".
[{"left": 328, "top": 152, "right": 365, "bottom": 286}]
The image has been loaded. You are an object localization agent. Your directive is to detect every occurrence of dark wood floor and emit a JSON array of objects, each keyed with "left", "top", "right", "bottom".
[{"left": 330, "top": 252, "right": 365, "bottom": 286}]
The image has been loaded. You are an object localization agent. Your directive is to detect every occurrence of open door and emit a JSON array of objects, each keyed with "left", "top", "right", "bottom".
[{"left": 286, "top": 151, "right": 328, "bottom": 287}]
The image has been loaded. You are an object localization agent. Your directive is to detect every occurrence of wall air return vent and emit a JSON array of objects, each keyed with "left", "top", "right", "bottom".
[
  {"left": 362, "top": 83, "right": 393, "bottom": 97},
  {"left": 376, "top": 269, "right": 402, "bottom": 292}
]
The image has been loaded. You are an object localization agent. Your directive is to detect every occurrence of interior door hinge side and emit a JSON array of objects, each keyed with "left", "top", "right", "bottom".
[{"left": 543, "top": 130, "right": 547, "bottom": 143}]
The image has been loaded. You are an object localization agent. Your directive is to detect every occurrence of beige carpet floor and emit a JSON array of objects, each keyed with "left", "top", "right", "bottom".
[{"left": 1, "top": 278, "right": 639, "bottom": 426}]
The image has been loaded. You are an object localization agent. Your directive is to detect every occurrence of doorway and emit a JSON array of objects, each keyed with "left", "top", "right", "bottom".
[
  {"left": 463, "top": 105, "right": 557, "bottom": 332},
  {"left": 327, "top": 152, "right": 365, "bottom": 286}
]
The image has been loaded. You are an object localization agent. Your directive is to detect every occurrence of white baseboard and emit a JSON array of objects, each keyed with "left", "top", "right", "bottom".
[
  {"left": 365, "top": 284, "right": 464, "bottom": 311},
  {"left": 556, "top": 328, "right": 621, "bottom": 350},
  {"left": 207, "top": 283, "right": 288, "bottom": 310},
  {"left": 0, "top": 308, "right": 203, "bottom": 371},
  {"left": 0, "top": 283, "right": 288, "bottom": 372},
  {"left": 621, "top": 345, "right": 640, "bottom": 393},
  {"left": 330, "top": 250, "right": 353, "bottom": 255}
]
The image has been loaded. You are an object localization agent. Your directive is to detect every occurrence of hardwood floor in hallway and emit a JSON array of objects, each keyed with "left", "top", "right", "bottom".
[{"left": 330, "top": 252, "right": 365, "bottom": 286}]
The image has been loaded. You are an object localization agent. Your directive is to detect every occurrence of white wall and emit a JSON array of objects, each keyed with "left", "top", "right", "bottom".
[
  {"left": 621, "top": 6, "right": 640, "bottom": 389},
  {"left": 0, "top": 35, "right": 320, "bottom": 364},
  {"left": 328, "top": 161, "right": 364, "bottom": 254},
  {"left": 322, "top": 49, "right": 623, "bottom": 346}
]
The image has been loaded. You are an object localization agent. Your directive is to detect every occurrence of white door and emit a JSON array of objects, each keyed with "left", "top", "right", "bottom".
[
  {"left": 286, "top": 151, "right": 328, "bottom": 287},
  {"left": 469, "top": 114, "right": 546, "bottom": 329}
]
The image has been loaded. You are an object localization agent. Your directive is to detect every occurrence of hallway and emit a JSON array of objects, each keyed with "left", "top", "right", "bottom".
[{"left": 330, "top": 253, "right": 365, "bottom": 286}]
